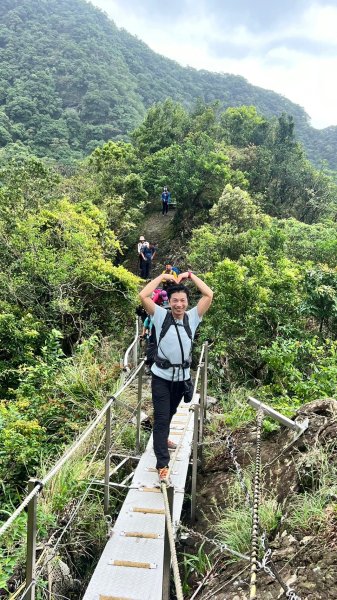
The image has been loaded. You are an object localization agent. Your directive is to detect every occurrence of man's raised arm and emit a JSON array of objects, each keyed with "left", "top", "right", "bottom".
[
  {"left": 139, "top": 274, "right": 177, "bottom": 315},
  {"left": 178, "top": 272, "right": 213, "bottom": 317}
]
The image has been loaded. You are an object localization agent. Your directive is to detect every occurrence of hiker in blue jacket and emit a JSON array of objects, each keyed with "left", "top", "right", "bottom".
[
  {"left": 161, "top": 186, "right": 170, "bottom": 215},
  {"left": 139, "top": 271, "right": 213, "bottom": 483}
]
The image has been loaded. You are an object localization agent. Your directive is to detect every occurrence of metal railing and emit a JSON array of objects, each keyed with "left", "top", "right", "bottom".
[
  {"left": 1, "top": 330, "right": 210, "bottom": 600},
  {"left": 0, "top": 322, "right": 144, "bottom": 600},
  {"left": 247, "top": 397, "right": 308, "bottom": 434},
  {"left": 123, "top": 317, "right": 140, "bottom": 373},
  {"left": 190, "top": 342, "right": 206, "bottom": 522}
]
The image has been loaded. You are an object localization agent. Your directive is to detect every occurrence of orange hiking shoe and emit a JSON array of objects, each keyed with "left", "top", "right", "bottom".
[
  {"left": 158, "top": 466, "right": 170, "bottom": 484},
  {"left": 167, "top": 439, "right": 177, "bottom": 450}
]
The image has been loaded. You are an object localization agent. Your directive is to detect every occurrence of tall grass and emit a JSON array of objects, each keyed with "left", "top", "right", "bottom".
[{"left": 285, "top": 443, "right": 337, "bottom": 533}]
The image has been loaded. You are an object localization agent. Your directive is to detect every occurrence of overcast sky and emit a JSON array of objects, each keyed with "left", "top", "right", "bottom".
[{"left": 90, "top": 0, "right": 337, "bottom": 129}]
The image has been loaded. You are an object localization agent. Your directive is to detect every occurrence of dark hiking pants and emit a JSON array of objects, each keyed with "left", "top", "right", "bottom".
[
  {"left": 141, "top": 259, "right": 151, "bottom": 279},
  {"left": 152, "top": 374, "right": 185, "bottom": 469},
  {"left": 162, "top": 201, "right": 168, "bottom": 215}
]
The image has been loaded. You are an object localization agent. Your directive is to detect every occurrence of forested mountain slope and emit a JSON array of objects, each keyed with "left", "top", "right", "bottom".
[
  {"left": 0, "top": 0, "right": 337, "bottom": 167},
  {"left": 1, "top": 82, "right": 337, "bottom": 596}
]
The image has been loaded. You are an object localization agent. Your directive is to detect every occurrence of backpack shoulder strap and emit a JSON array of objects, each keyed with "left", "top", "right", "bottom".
[
  {"left": 158, "top": 310, "right": 174, "bottom": 344},
  {"left": 183, "top": 313, "right": 192, "bottom": 340}
]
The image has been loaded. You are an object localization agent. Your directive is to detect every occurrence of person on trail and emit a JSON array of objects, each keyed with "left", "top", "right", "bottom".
[
  {"left": 152, "top": 288, "right": 169, "bottom": 306},
  {"left": 161, "top": 265, "right": 178, "bottom": 289},
  {"left": 139, "top": 271, "right": 213, "bottom": 483},
  {"left": 161, "top": 187, "right": 169, "bottom": 215},
  {"left": 141, "top": 313, "right": 154, "bottom": 341},
  {"left": 135, "top": 304, "right": 147, "bottom": 324},
  {"left": 137, "top": 235, "right": 146, "bottom": 274},
  {"left": 149, "top": 242, "right": 157, "bottom": 261},
  {"left": 140, "top": 241, "right": 153, "bottom": 279},
  {"left": 140, "top": 313, "right": 154, "bottom": 374}
]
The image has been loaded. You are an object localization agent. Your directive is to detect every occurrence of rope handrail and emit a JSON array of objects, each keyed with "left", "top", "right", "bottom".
[
  {"left": 167, "top": 343, "right": 205, "bottom": 478},
  {"left": 160, "top": 343, "right": 206, "bottom": 599},
  {"left": 161, "top": 483, "right": 184, "bottom": 600},
  {"left": 0, "top": 483, "right": 43, "bottom": 542},
  {"left": 0, "top": 358, "right": 145, "bottom": 539},
  {"left": 33, "top": 407, "right": 141, "bottom": 586}
]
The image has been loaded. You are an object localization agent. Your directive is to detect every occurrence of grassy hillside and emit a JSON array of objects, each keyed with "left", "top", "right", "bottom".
[{"left": 0, "top": 0, "right": 336, "bottom": 167}]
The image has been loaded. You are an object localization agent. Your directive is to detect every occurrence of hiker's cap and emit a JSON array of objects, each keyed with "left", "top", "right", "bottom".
[{"left": 139, "top": 235, "right": 145, "bottom": 241}]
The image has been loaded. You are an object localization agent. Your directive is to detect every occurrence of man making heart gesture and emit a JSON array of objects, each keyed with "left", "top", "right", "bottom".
[{"left": 139, "top": 271, "right": 213, "bottom": 483}]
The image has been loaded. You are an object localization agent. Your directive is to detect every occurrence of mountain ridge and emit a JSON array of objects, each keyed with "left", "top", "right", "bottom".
[{"left": 0, "top": 0, "right": 336, "bottom": 167}]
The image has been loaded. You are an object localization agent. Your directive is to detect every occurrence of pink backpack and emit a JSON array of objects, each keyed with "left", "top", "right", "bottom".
[{"left": 152, "top": 289, "right": 167, "bottom": 305}]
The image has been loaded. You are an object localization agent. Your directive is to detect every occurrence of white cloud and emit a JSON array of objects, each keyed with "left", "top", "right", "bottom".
[
  {"left": 90, "top": 0, "right": 337, "bottom": 128},
  {"left": 221, "top": 52, "right": 334, "bottom": 129},
  {"left": 297, "top": 3, "right": 337, "bottom": 44}
]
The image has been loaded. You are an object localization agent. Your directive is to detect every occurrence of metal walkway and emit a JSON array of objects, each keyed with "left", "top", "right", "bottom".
[{"left": 83, "top": 397, "right": 199, "bottom": 600}]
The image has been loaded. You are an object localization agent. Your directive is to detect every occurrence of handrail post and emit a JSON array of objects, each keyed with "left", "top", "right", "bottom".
[
  {"left": 191, "top": 404, "right": 200, "bottom": 522},
  {"left": 26, "top": 479, "right": 40, "bottom": 600},
  {"left": 199, "top": 362, "right": 205, "bottom": 463},
  {"left": 132, "top": 318, "right": 139, "bottom": 368},
  {"left": 136, "top": 363, "right": 143, "bottom": 454},
  {"left": 104, "top": 405, "right": 112, "bottom": 514},
  {"left": 203, "top": 341, "right": 209, "bottom": 420},
  {"left": 199, "top": 341, "right": 209, "bottom": 468},
  {"left": 120, "top": 357, "right": 126, "bottom": 384},
  {"left": 247, "top": 397, "right": 306, "bottom": 432},
  {"left": 162, "top": 485, "right": 174, "bottom": 600}
]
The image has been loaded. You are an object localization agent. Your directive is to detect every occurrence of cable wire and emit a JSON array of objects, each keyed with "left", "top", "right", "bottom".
[
  {"left": 0, "top": 360, "right": 144, "bottom": 540},
  {"left": 35, "top": 408, "right": 139, "bottom": 579},
  {"left": 180, "top": 525, "right": 250, "bottom": 562}
]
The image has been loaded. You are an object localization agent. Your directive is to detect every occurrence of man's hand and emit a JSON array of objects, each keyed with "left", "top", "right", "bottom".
[
  {"left": 177, "top": 272, "right": 189, "bottom": 283},
  {"left": 139, "top": 272, "right": 182, "bottom": 316},
  {"left": 176, "top": 271, "right": 214, "bottom": 316},
  {"left": 162, "top": 274, "right": 177, "bottom": 282}
]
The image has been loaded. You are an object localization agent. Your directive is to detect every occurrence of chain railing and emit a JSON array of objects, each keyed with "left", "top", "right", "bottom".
[
  {"left": 249, "top": 408, "right": 264, "bottom": 600},
  {"left": 232, "top": 398, "right": 303, "bottom": 600}
]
